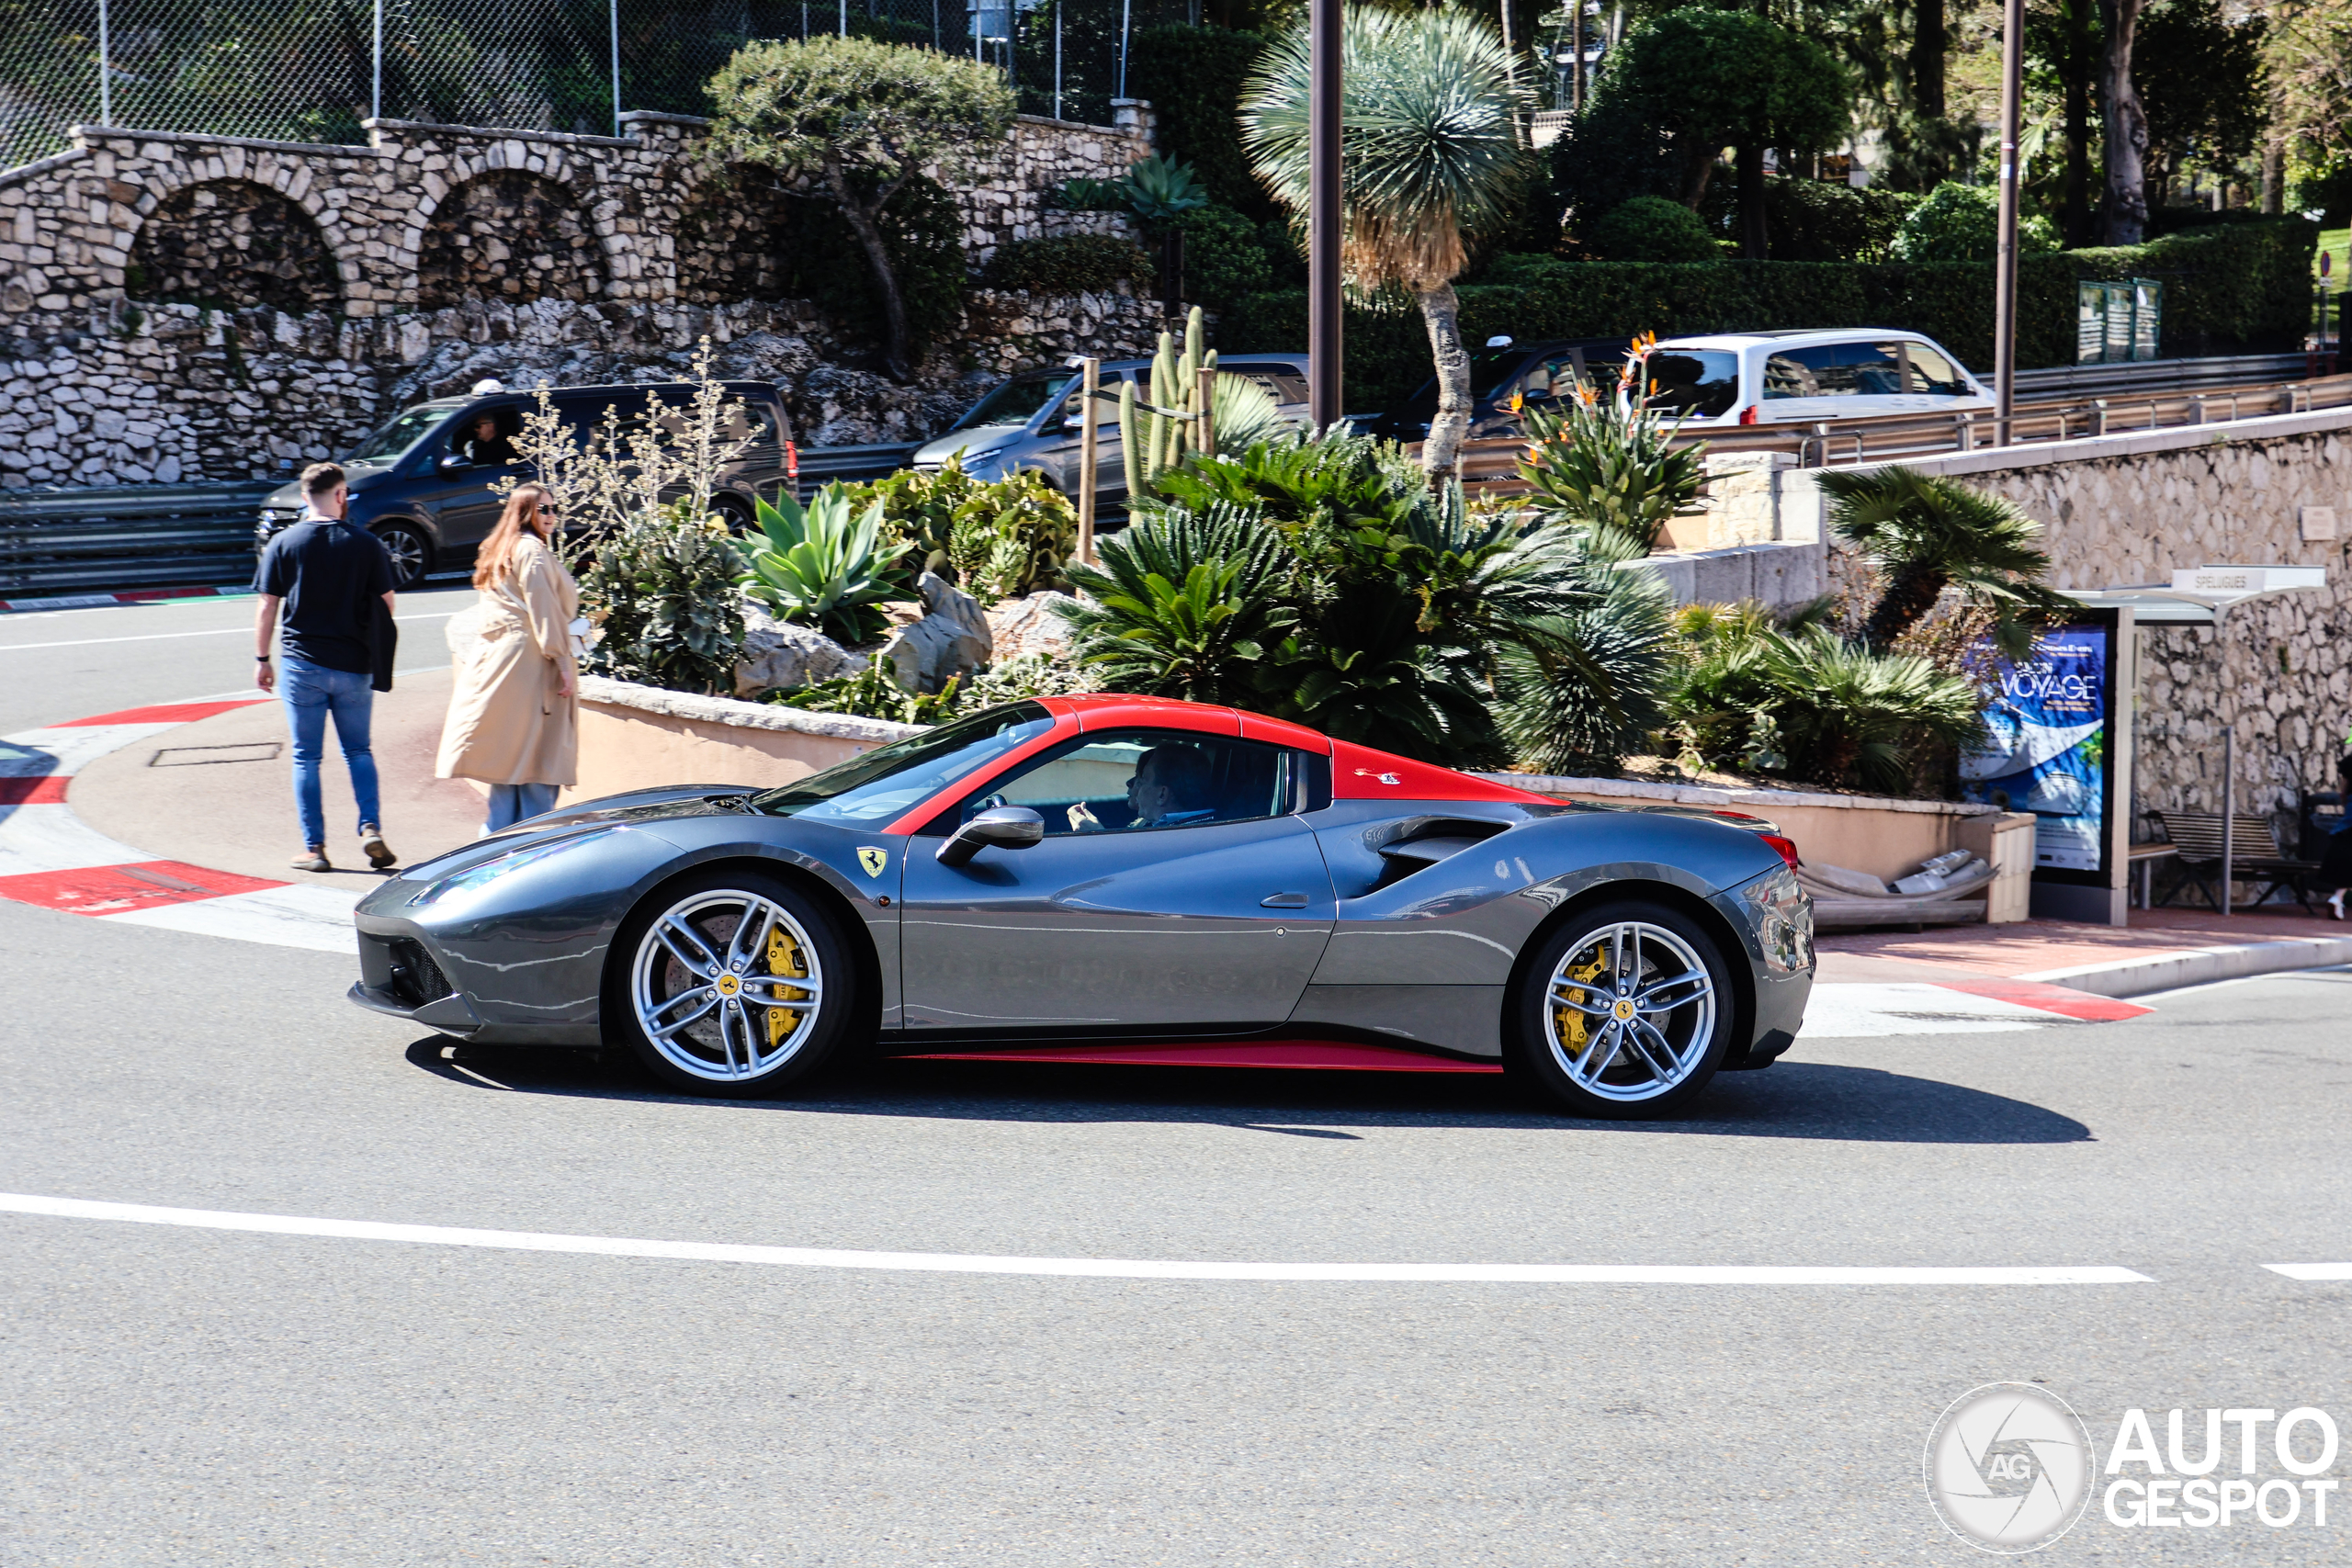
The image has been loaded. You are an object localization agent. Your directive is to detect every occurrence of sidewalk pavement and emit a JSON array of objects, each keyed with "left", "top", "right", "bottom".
[{"left": 1817, "top": 905, "right": 2352, "bottom": 998}]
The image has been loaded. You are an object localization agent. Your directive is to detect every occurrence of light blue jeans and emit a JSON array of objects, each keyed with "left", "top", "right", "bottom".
[
  {"left": 484, "top": 781, "right": 560, "bottom": 833},
  {"left": 279, "top": 655, "right": 381, "bottom": 849}
]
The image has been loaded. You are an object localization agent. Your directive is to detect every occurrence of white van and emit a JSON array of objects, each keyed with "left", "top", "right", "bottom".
[{"left": 1639, "top": 329, "right": 1992, "bottom": 427}]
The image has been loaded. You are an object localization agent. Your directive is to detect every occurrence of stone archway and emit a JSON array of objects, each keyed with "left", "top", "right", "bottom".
[
  {"left": 674, "top": 167, "right": 801, "bottom": 304},
  {"left": 124, "top": 179, "right": 342, "bottom": 311},
  {"left": 415, "top": 170, "right": 605, "bottom": 310}
]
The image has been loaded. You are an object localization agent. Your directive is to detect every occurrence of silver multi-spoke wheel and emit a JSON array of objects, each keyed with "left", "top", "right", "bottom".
[
  {"left": 630, "top": 888, "right": 824, "bottom": 1083},
  {"left": 1542, "top": 919, "right": 1718, "bottom": 1104}
]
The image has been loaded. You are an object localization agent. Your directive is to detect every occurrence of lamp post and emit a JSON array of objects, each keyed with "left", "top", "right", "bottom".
[
  {"left": 1307, "top": 0, "right": 1342, "bottom": 433},
  {"left": 1991, "top": 0, "right": 2024, "bottom": 444}
]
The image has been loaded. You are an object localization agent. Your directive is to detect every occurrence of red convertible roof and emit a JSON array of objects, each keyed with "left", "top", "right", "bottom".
[{"left": 1037, "top": 694, "right": 1552, "bottom": 803}]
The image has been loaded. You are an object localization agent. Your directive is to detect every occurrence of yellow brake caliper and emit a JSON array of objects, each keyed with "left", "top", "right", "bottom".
[
  {"left": 765, "top": 924, "right": 812, "bottom": 1050},
  {"left": 1554, "top": 953, "right": 1608, "bottom": 1056}
]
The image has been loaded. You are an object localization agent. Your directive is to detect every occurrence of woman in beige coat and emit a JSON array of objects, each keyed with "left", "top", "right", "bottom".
[{"left": 436, "top": 484, "right": 581, "bottom": 832}]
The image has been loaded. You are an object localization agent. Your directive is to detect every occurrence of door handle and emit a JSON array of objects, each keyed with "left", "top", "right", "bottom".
[{"left": 1260, "top": 892, "right": 1310, "bottom": 908}]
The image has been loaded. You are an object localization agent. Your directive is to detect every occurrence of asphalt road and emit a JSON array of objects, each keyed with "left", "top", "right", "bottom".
[{"left": 5, "top": 618, "right": 2350, "bottom": 1563}]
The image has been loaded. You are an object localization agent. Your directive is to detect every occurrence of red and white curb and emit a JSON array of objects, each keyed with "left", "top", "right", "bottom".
[
  {"left": 1800, "top": 978, "right": 2150, "bottom": 1036},
  {"left": 0, "top": 585, "right": 254, "bottom": 615},
  {"left": 0, "top": 700, "right": 360, "bottom": 954}
]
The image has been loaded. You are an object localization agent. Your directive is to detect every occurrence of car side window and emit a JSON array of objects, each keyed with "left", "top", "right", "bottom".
[
  {"left": 447, "top": 403, "right": 524, "bottom": 467},
  {"left": 1521, "top": 355, "right": 1580, "bottom": 400},
  {"left": 1904, "top": 344, "right": 1970, "bottom": 396},
  {"left": 1760, "top": 344, "right": 1845, "bottom": 399},
  {"left": 955, "top": 730, "right": 1300, "bottom": 837},
  {"left": 553, "top": 389, "right": 652, "bottom": 446}
]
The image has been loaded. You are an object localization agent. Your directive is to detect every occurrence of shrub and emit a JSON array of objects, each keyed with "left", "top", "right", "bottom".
[
  {"left": 771, "top": 173, "right": 968, "bottom": 355},
  {"left": 579, "top": 503, "right": 748, "bottom": 696},
  {"left": 1175, "top": 204, "right": 1275, "bottom": 308},
  {"left": 853, "top": 458, "right": 1077, "bottom": 605},
  {"left": 1059, "top": 502, "right": 1295, "bottom": 707},
  {"left": 1754, "top": 180, "right": 1916, "bottom": 263},
  {"left": 981, "top": 233, "right": 1154, "bottom": 294},
  {"left": 1216, "top": 217, "right": 2318, "bottom": 401},
  {"left": 1891, "top": 182, "right": 2060, "bottom": 263},
  {"left": 1585, "top": 197, "right": 1720, "bottom": 263}
]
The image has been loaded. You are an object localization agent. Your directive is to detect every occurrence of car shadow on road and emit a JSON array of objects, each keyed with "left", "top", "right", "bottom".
[{"left": 404, "top": 1039, "right": 2090, "bottom": 1145}]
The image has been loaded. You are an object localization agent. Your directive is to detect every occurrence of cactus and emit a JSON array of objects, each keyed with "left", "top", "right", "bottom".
[{"left": 1119, "top": 306, "right": 1219, "bottom": 498}]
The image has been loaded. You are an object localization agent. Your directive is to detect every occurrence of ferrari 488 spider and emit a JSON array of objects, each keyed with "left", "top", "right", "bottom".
[{"left": 351, "top": 695, "right": 1814, "bottom": 1117}]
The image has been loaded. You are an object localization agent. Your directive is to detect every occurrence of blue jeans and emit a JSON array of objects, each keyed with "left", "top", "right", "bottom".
[
  {"left": 279, "top": 655, "right": 382, "bottom": 849},
  {"left": 484, "top": 781, "right": 560, "bottom": 833}
]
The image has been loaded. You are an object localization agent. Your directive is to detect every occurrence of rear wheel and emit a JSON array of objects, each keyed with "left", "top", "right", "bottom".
[
  {"left": 713, "top": 494, "right": 754, "bottom": 536},
  {"left": 372, "top": 521, "right": 432, "bottom": 589},
  {"left": 1510, "top": 900, "right": 1734, "bottom": 1119},
  {"left": 608, "top": 870, "right": 855, "bottom": 1096}
]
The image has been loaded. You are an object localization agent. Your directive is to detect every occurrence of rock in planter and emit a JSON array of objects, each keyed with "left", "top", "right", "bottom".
[
  {"left": 877, "top": 571, "right": 993, "bottom": 694},
  {"left": 733, "top": 601, "right": 869, "bottom": 699},
  {"left": 986, "top": 590, "right": 1080, "bottom": 664}
]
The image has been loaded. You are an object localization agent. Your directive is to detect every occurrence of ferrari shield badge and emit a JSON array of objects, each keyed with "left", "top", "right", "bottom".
[{"left": 855, "top": 847, "right": 889, "bottom": 878}]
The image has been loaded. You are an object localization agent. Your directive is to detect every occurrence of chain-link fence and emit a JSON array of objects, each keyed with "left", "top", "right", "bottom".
[{"left": 0, "top": 0, "right": 1191, "bottom": 170}]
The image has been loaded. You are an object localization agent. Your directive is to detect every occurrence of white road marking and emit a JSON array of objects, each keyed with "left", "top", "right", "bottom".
[
  {"left": 0, "top": 611, "right": 458, "bottom": 653},
  {"left": 104, "top": 883, "right": 361, "bottom": 952},
  {"left": 0, "top": 804, "right": 158, "bottom": 877},
  {"left": 0, "top": 1193, "right": 2155, "bottom": 1285},
  {"left": 1798, "top": 982, "right": 2086, "bottom": 1039},
  {"left": 2262, "top": 1263, "right": 2352, "bottom": 1280}
]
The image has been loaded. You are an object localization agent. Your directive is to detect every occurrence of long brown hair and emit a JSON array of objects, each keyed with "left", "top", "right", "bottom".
[{"left": 473, "top": 484, "right": 557, "bottom": 589}]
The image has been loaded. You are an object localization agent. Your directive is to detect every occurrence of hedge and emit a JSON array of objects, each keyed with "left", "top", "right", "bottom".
[
  {"left": 1218, "top": 218, "right": 2318, "bottom": 411},
  {"left": 981, "top": 234, "right": 1154, "bottom": 294},
  {"left": 1126, "top": 24, "right": 1278, "bottom": 223}
]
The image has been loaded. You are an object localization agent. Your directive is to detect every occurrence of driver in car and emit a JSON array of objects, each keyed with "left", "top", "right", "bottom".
[
  {"left": 1068, "top": 744, "right": 1216, "bottom": 833},
  {"left": 458, "top": 414, "right": 517, "bottom": 466}
]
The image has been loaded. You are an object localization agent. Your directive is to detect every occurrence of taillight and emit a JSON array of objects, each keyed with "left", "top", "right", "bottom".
[
  {"left": 1758, "top": 833, "right": 1801, "bottom": 869},
  {"left": 785, "top": 440, "right": 799, "bottom": 479},
  {"left": 1737, "top": 405, "right": 1759, "bottom": 426}
]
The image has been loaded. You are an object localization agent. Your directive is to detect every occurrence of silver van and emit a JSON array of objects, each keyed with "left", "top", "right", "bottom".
[
  {"left": 1641, "top": 329, "right": 1992, "bottom": 427},
  {"left": 910, "top": 354, "right": 1312, "bottom": 504}
]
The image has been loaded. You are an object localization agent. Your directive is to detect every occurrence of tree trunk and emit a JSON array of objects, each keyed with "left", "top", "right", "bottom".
[
  {"left": 2097, "top": 0, "right": 2150, "bottom": 246},
  {"left": 2260, "top": 137, "right": 2283, "bottom": 216},
  {"left": 1736, "top": 142, "right": 1768, "bottom": 260},
  {"left": 1415, "top": 281, "right": 1473, "bottom": 476},
  {"left": 2062, "top": 0, "right": 2094, "bottom": 247},
  {"left": 1910, "top": 0, "right": 1947, "bottom": 121},
  {"left": 1861, "top": 563, "right": 1950, "bottom": 651},
  {"left": 1681, "top": 156, "right": 1715, "bottom": 210},
  {"left": 823, "top": 154, "right": 914, "bottom": 381}
]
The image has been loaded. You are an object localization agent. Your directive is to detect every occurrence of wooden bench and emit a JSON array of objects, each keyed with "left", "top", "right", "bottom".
[
  {"left": 2127, "top": 841, "right": 2177, "bottom": 910},
  {"left": 2147, "top": 810, "right": 2320, "bottom": 912}
]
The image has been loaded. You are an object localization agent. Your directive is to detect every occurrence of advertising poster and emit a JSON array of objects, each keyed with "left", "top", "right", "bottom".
[{"left": 1960, "top": 624, "right": 2110, "bottom": 872}]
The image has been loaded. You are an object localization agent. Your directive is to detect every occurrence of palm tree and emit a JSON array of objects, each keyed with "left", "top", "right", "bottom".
[
  {"left": 1241, "top": 6, "right": 1531, "bottom": 475},
  {"left": 1817, "top": 466, "right": 2068, "bottom": 657}
]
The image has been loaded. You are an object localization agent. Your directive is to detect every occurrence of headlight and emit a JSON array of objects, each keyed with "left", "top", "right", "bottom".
[{"left": 409, "top": 827, "right": 620, "bottom": 908}]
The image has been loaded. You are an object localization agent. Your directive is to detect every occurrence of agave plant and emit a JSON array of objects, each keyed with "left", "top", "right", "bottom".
[
  {"left": 1244, "top": 5, "right": 1532, "bottom": 472},
  {"left": 741, "top": 483, "right": 912, "bottom": 646},
  {"left": 1122, "top": 152, "right": 1212, "bottom": 223}
]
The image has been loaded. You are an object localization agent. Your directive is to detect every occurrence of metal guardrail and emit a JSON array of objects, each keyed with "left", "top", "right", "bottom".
[
  {"left": 2010, "top": 352, "right": 2317, "bottom": 400},
  {"left": 791, "top": 442, "right": 922, "bottom": 501},
  {"left": 1459, "top": 371, "right": 2352, "bottom": 486},
  {"left": 0, "top": 481, "right": 277, "bottom": 596}
]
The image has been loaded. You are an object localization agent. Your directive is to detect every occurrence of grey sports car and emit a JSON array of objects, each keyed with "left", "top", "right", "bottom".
[{"left": 350, "top": 694, "right": 1815, "bottom": 1117}]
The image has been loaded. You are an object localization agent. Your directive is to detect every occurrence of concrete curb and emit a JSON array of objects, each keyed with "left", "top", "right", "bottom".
[{"left": 2018, "top": 934, "right": 2352, "bottom": 998}]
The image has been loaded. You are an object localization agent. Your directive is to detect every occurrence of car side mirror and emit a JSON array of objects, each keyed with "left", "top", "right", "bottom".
[
  {"left": 935, "top": 806, "right": 1045, "bottom": 868},
  {"left": 438, "top": 454, "right": 470, "bottom": 473}
]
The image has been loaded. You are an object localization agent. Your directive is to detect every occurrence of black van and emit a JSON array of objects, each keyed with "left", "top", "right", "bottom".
[
  {"left": 253, "top": 381, "right": 797, "bottom": 589},
  {"left": 1356, "top": 337, "right": 1635, "bottom": 445}
]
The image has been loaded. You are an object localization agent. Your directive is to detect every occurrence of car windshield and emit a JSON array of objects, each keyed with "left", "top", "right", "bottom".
[
  {"left": 747, "top": 703, "right": 1056, "bottom": 827},
  {"left": 348, "top": 404, "right": 453, "bottom": 462},
  {"left": 1642, "top": 349, "right": 1742, "bottom": 418},
  {"left": 953, "top": 373, "right": 1072, "bottom": 433}
]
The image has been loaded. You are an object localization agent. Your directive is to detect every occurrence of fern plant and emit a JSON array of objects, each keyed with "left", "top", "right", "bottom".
[
  {"left": 1057, "top": 502, "right": 1293, "bottom": 706},
  {"left": 741, "top": 483, "right": 912, "bottom": 645}
]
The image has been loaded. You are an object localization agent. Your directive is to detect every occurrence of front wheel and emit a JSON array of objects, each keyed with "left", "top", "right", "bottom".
[
  {"left": 608, "top": 870, "right": 856, "bottom": 1097},
  {"left": 1510, "top": 901, "right": 1735, "bottom": 1119},
  {"left": 372, "top": 522, "right": 433, "bottom": 589}
]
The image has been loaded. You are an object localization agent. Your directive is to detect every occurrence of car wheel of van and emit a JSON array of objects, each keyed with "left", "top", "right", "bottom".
[
  {"left": 712, "top": 494, "right": 753, "bottom": 536},
  {"left": 372, "top": 522, "right": 432, "bottom": 589},
  {"left": 608, "top": 869, "right": 855, "bottom": 1097},
  {"left": 1510, "top": 900, "right": 1734, "bottom": 1119}
]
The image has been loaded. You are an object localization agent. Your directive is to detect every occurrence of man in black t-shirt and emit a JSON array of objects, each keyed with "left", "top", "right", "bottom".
[
  {"left": 458, "top": 413, "right": 517, "bottom": 467},
  {"left": 253, "top": 462, "right": 399, "bottom": 873}
]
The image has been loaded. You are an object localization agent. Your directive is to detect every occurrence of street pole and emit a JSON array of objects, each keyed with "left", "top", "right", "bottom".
[
  {"left": 1117, "top": 0, "right": 1132, "bottom": 99},
  {"left": 1991, "top": 0, "right": 2023, "bottom": 445},
  {"left": 96, "top": 0, "right": 111, "bottom": 126},
  {"left": 1054, "top": 0, "right": 1063, "bottom": 121},
  {"left": 372, "top": 0, "right": 383, "bottom": 123},
  {"left": 1307, "top": 0, "right": 1342, "bottom": 433},
  {"left": 609, "top": 0, "right": 621, "bottom": 137},
  {"left": 2220, "top": 724, "right": 2235, "bottom": 916},
  {"left": 1077, "top": 357, "right": 1100, "bottom": 565}
]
